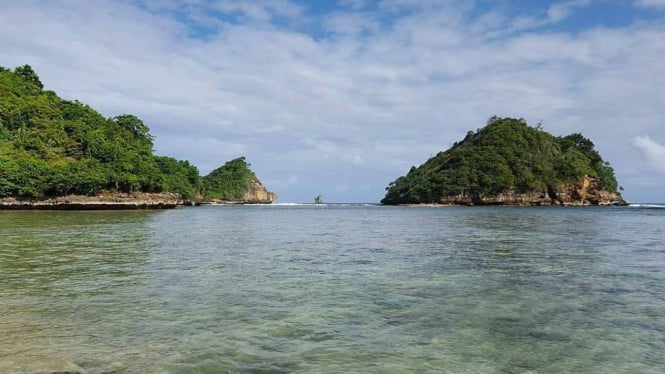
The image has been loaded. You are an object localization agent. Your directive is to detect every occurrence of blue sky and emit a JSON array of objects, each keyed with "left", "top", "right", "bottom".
[{"left": 1, "top": 0, "right": 665, "bottom": 202}]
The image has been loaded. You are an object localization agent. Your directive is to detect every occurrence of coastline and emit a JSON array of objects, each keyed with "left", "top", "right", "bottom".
[
  {"left": 0, "top": 193, "right": 182, "bottom": 210},
  {"left": 397, "top": 201, "right": 630, "bottom": 207}
]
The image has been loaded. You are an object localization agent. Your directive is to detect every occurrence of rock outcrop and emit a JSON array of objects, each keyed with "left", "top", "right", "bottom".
[
  {"left": 433, "top": 176, "right": 627, "bottom": 206},
  {"left": 239, "top": 178, "right": 278, "bottom": 204},
  {"left": 556, "top": 175, "right": 627, "bottom": 206},
  {"left": 0, "top": 178, "right": 279, "bottom": 209},
  {"left": 0, "top": 192, "right": 181, "bottom": 210},
  {"left": 206, "top": 178, "right": 277, "bottom": 204}
]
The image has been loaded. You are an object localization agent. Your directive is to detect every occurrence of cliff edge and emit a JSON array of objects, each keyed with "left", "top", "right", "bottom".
[
  {"left": 206, "top": 177, "right": 277, "bottom": 204},
  {"left": 240, "top": 178, "right": 278, "bottom": 204},
  {"left": 435, "top": 175, "right": 626, "bottom": 206}
]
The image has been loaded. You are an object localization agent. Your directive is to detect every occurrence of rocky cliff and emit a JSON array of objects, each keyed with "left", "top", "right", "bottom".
[
  {"left": 435, "top": 176, "right": 626, "bottom": 206},
  {"left": 206, "top": 178, "right": 277, "bottom": 204},
  {"left": 0, "top": 192, "right": 181, "bottom": 210},
  {"left": 239, "top": 178, "right": 277, "bottom": 204}
]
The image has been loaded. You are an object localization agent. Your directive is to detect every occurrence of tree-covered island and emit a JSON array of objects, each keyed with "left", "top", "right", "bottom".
[
  {"left": 382, "top": 117, "right": 627, "bottom": 206},
  {"left": 0, "top": 64, "right": 276, "bottom": 209}
]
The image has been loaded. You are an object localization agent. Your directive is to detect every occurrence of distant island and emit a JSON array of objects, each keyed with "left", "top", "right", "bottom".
[
  {"left": 382, "top": 117, "right": 627, "bottom": 206},
  {"left": 0, "top": 64, "right": 276, "bottom": 209}
]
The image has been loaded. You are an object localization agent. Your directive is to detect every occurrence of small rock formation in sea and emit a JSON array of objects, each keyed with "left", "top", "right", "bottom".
[
  {"left": 315, "top": 195, "right": 323, "bottom": 204},
  {"left": 382, "top": 116, "right": 628, "bottom": 206}
]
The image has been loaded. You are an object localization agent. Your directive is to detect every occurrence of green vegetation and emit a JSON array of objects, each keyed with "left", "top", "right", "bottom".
[
  {"left": 202, "top": 157, "right": 255, "bottom": 200},
  {"left": 382, "top": 117, "right": 619, "bottom": 205},
  {"left": 0, "top": 64, "right": 254, "bottom": 201}
]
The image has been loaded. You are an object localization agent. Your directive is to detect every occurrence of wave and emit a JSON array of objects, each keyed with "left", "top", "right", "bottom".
[
  {"left": 271, "top": 203, "right": 314, "bottom": 206},
  {"left": 248, "top": 203, "right": 382, "bottom": 207},
  {"left": 628, "top": 203, "right": 665, "bottom": 209}
]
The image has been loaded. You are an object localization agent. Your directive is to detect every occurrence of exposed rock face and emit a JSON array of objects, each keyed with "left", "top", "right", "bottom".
[
  {"left": 207, "top": 178, "right": 277, "bottom": 204},
  {"left": 434, "top": 176, "right": 627, "bottom": 206},
  {"left": 0, "top": 178, "right": 279, "bottom": 209},
  {"left": 0, "top": 192, "right": 181, "bottom": 210},
  {"left": 556, "top": 175, "right": 627, "bottom": 206},
  {"left": 240, "top": 178, "right": 278, "bottom": 204}
]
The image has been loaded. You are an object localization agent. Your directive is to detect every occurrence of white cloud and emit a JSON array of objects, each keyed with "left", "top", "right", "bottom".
[
  {"left": 633, "top": 136, "right": 665, "bottom": 173},
  {"left": 340, "top": 0, "right": 370, "bottom": 9},
  {"left": 547, "top": 0, "right": 591, "bottom": 23},
  {"left": 324, "top": 12, "right": 379, "bottom": 35},
  {"left": 352, "top": 154, "right": 365, "bottom": 165},
  {"left": 212, "top": 0, "right": 304, "bottom": 22}
]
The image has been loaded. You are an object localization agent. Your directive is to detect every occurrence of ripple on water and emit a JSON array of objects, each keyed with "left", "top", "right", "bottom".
[{"left": 0, "top": 206, "right": 664, "bottom": 373}]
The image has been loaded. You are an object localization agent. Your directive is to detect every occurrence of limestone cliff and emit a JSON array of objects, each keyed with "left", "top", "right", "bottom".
[
  {"left": 201, "top": 157, "right": 277, "bottom": 204},
  {"left": 0, "top": 192, "right": 181, "bottom": 210},
  {"left": 434, "top": 176, "right": 627, "bottom": 206},
  {"left": 239, "top": 178, "right": 278, "bottom": 204},
  {"left": 206, "top": 177, "right": 277, "bottom": 204},
  {"left": 556, "top": 175, "right": 627, "bottom": 206}
]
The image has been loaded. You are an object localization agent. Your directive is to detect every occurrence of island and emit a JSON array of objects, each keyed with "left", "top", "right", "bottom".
[
  {"left": 382, "top": 117, "right": 627, "bottom": 206},
  {"left": 0, "top": 64, "right": 276, "bottom": 209},
  {"left": 202, "top": 157, "right": 277, "bottom": 204}
]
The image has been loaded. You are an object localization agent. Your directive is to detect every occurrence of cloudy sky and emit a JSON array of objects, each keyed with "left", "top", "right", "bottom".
[{"left": 1, "top": 0, "right": 664, "bottom": 203}]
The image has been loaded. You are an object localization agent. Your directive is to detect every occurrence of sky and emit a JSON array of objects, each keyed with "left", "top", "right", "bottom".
[{"left": 1, "top": 0, "right": 664, "bottom": 203}]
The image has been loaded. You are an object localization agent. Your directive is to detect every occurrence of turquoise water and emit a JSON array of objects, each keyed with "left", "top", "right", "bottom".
[{"left": 1, "top": 205, "right": 664, "bottom": 373}]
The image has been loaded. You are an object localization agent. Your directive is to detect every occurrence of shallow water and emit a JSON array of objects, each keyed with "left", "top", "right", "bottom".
[{"left": 1, "top": 205, "right": 664, "bottom": 373}]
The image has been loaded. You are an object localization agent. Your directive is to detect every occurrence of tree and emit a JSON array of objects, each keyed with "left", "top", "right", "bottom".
[
  {"left": 0, "top": 64, "right": 268, "bottom": 201},
  {"left": 202, "top": 157, "right": 256, "bottom": 200},
  {"left": 13, "top": 64, "right": 43, "bottom": 90},
  {"left": 112, "top": 114, "right": 154, "bottom": 149}
]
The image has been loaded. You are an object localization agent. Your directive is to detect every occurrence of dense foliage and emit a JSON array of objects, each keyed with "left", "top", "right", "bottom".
[
  {"left": 382, "top": 117, "right": 619, "bottom": 204},
  {"left": 0, "top": 64, "right": 201, "bottom": 199},
  {"left": 202, "top": 157, "right": 255, "bottom": 200}
]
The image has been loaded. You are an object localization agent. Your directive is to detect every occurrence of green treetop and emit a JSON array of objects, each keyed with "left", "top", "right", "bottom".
[
  {"left": 0, "top": 64, "right": 200, "bottom": 199},
  {"left": 202, "top": 157, "right": 256, "bottom": 200}
]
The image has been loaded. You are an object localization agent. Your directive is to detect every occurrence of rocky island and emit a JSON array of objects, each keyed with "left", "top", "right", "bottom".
[
  {"left": 0, "top": 64, "right": 275, "bottom": 209},
  {"left": 382, "top": 117, "right": 627, "bottom": 206},
  {"left": 201, "top": 157, "right": 277, "bottom": 204}
]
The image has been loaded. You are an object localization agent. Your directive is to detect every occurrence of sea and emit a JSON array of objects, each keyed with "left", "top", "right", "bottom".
[{"left": 1, "top": 204, "right": 664, "bottom": 373}]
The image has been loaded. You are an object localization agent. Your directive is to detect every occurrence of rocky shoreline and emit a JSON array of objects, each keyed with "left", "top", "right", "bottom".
[
  {"left": 400, "top": 176, "right": 629, "bottom": 207},
  {"left": 0, "top": 192, "right": 182, "bottom": 210},
  {"left": 201, "top": 178, "right": 277, "bottom": 205},
  {"left": 0, "top": 179, "right": 279, "bottom": 210}
]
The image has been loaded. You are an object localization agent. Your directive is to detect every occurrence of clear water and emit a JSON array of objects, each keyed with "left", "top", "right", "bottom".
[{"left": 1, "top": 205, "right": 664, "bottom": 373}]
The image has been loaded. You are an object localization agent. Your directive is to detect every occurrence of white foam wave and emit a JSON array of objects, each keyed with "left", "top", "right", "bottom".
[
  {"left": 267, "top": 203, "right": 329, "bottom": 206},
  {"left": 629, "top": 203, "right": 665, "bottom": 209}
]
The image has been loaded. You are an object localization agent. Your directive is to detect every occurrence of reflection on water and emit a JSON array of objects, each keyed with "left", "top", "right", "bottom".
[{"left": 0, "top": 206, "right": 664, "bottom": 373}]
